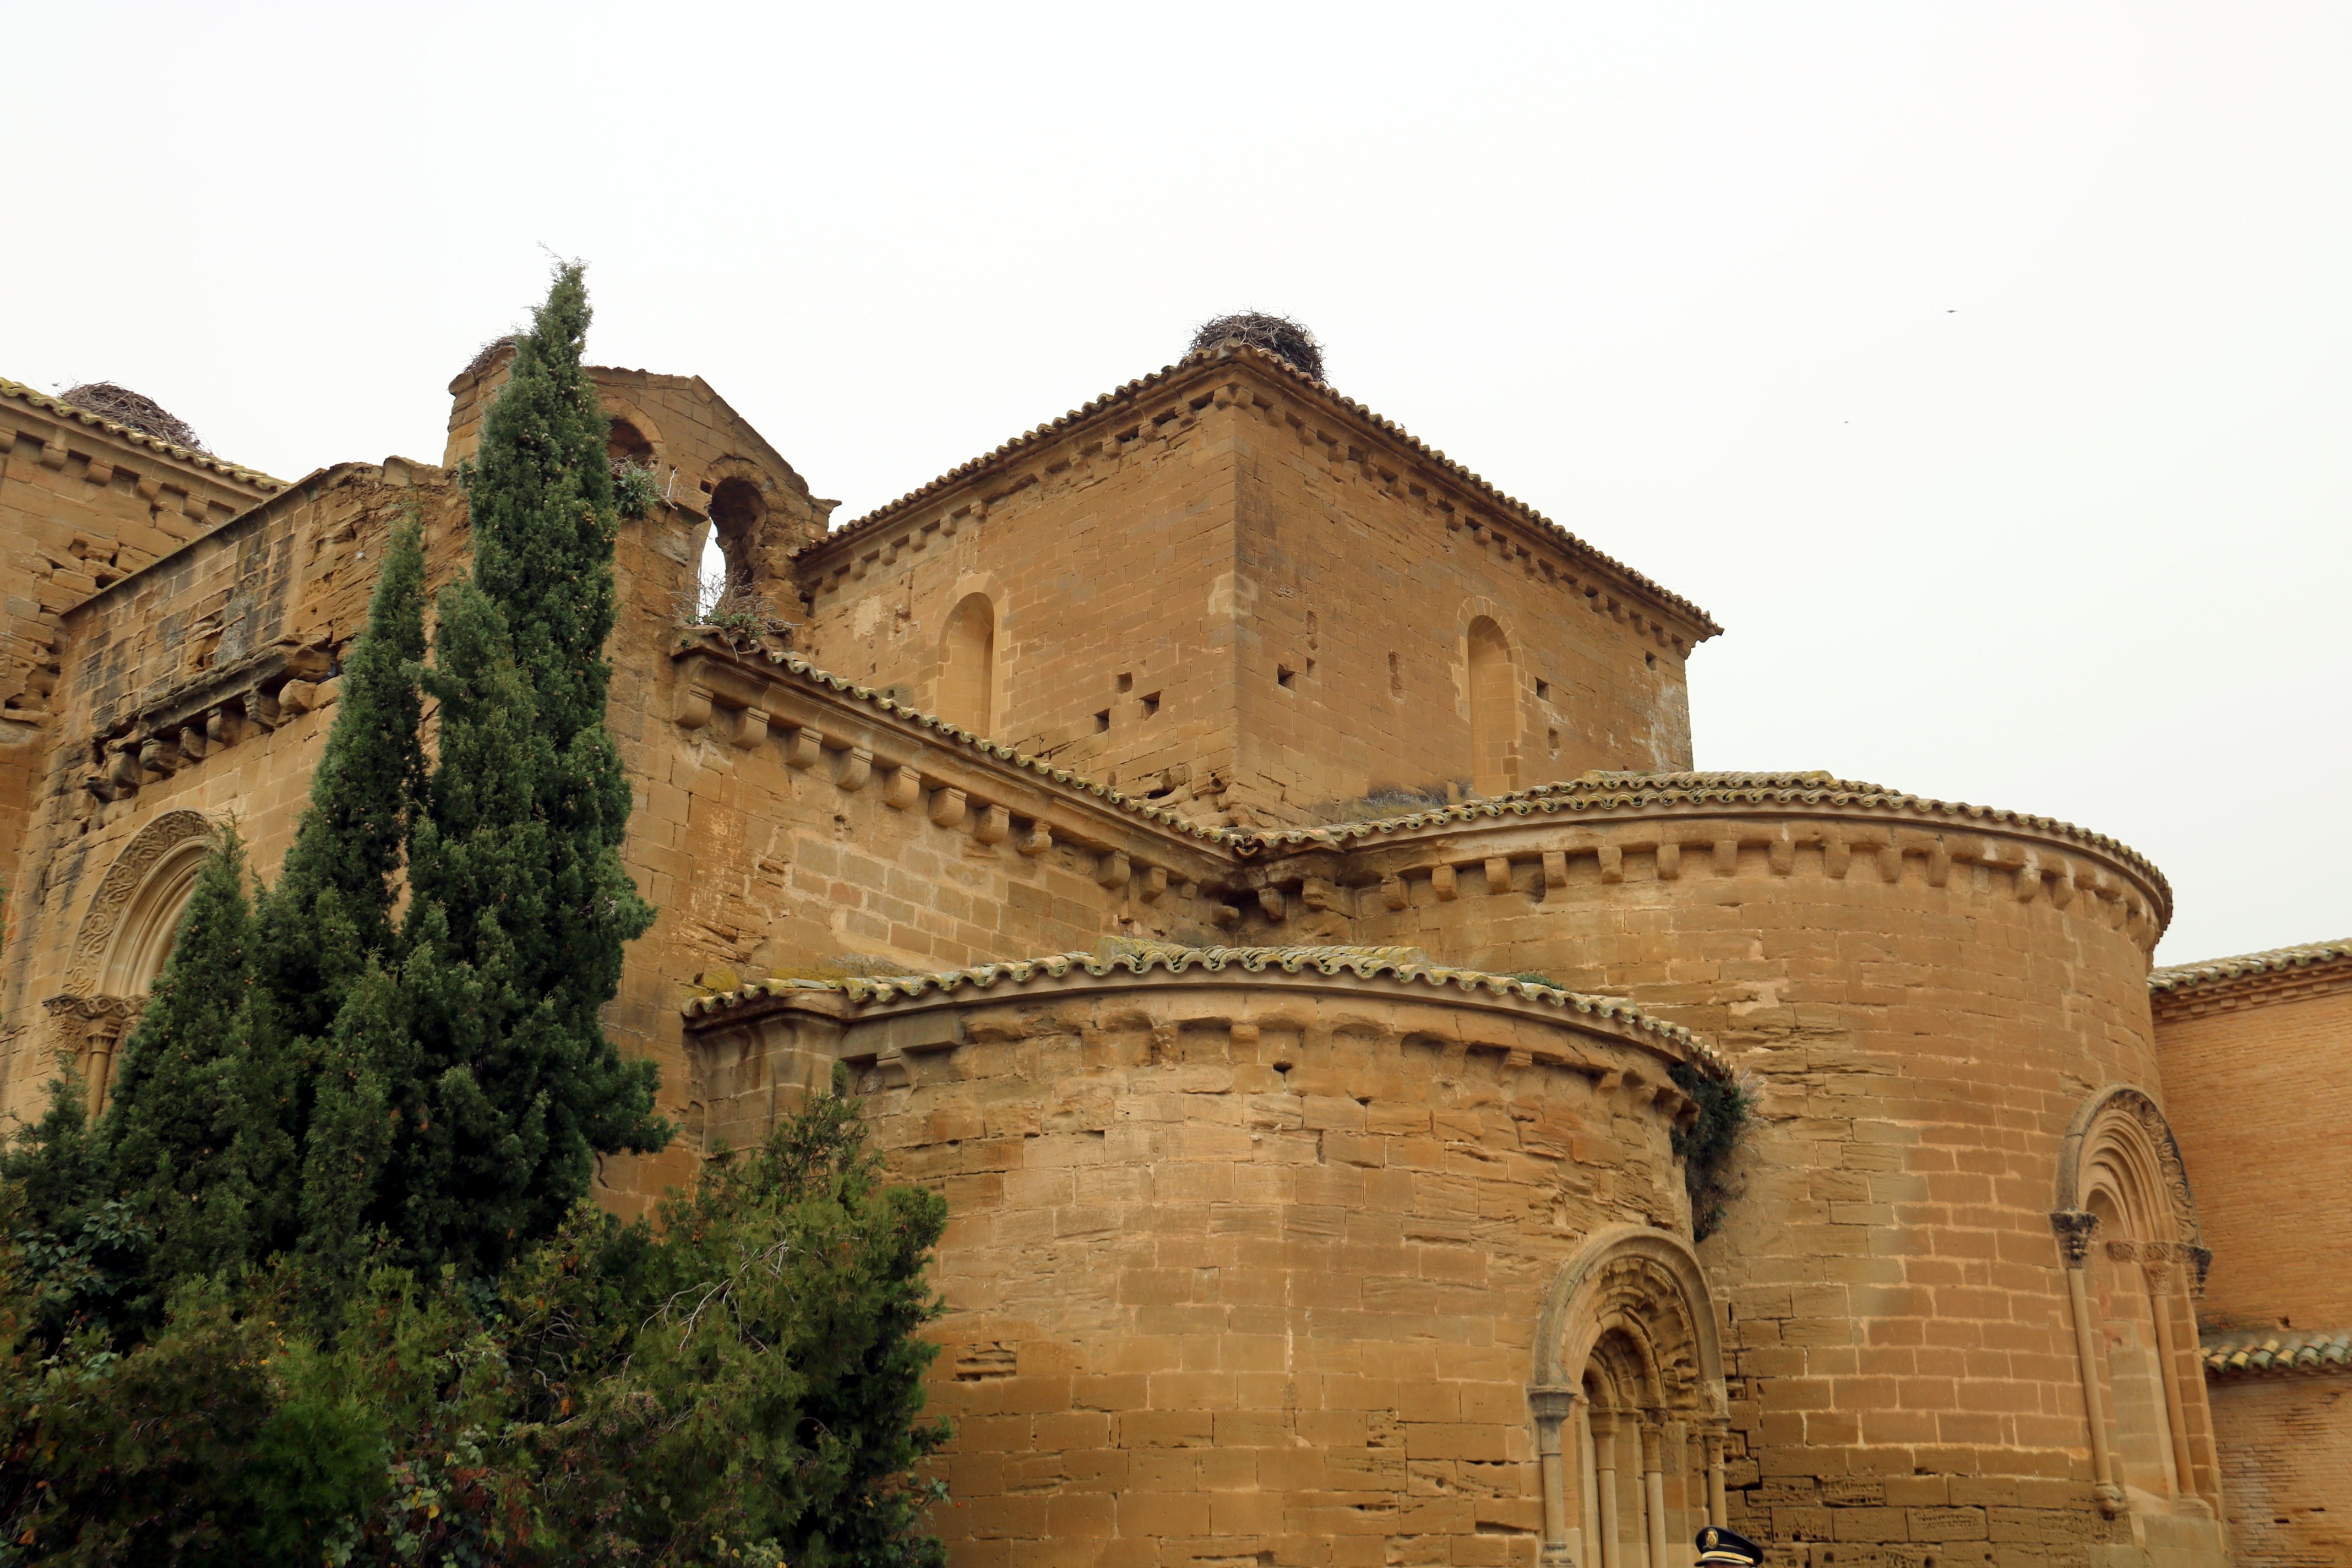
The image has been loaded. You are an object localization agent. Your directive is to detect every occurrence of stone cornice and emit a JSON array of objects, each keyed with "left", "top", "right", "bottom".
[
  {"left": 670, "top": 635, "right": 1235, "bottom": 887},
  {"left": 2150, "top": 940, "right": 2352, "bottom": 1021},
  {"left": 1, "top": 376, "right": 284, "bottom": 492},
  {"left": 1239, "top": 771, "right": 2173, "bottom": 950},
  {"left": 683, "top": 941, "right": 1726, "bottom": 1079},
  {"left": 790, "top": 342, "right": 1718, "bottom": 647}
]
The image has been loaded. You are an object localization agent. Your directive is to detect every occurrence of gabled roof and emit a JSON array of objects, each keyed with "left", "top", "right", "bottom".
[
  {"left": 796, "top": 340, "right": 1719, "bottom": 639},
  {"left": 1, "top": 377, "right": 284, "bottom": 492}
]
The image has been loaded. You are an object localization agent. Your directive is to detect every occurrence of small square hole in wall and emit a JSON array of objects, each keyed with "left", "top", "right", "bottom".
[
  {"left": 1277, "top": 665, "right": 1297, "bottom": 689},
  {"left": 1093, "top": 709, "right": 1111, "bottom": 732},
  {"left": 1645, "top": 652, "right": 1657, "bottom": 669},
  {"left": 1141, "top": 692, "right": 1161, "bottom": 717},
  {"left": 1117, "top": 672, "right": 1133, "bottom": 693},
  {"left": 1534, "top": 678, "right": 1551, "bottom": 701}
]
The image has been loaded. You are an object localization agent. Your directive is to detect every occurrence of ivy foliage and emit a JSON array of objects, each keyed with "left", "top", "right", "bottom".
[{"left": 1669, "top": 1061, "right": 1753, "bottom": 1242}]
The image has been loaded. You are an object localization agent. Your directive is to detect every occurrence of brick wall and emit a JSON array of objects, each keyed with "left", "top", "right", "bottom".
[
  {"left": 2208, "top": 1374, "right": 2352, "bottom": 1568},
  {"left": 2155, "top": 981, "right": 2352, "bottom": 1334}
]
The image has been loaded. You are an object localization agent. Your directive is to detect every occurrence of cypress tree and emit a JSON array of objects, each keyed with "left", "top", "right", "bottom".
[
  {"left": 100, "top": 831, "right": 263, "bottom": 1304},
  {"left": 389, "top": 263, "right": 666, "bottom": 1277}
]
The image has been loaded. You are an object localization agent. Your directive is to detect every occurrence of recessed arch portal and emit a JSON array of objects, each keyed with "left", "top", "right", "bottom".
[
  {"left": 1466, "top": 613, "right": 1519, "bottom": 796},
  {"left": 938, "top": 592, "right": 997, "bottom": 736}
]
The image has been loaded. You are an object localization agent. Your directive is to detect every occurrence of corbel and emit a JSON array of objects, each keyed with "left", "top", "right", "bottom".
[
  {"left": 1484, "top": 857, "right": 1511, "bottom": 896},
  {"left": 928, "top": 788, "right": 967, "bottom": 830},
  {"left": 1926, "top": 842, "right": 1952, "bottom": 888},
  {"left": 1018, "top": 820, "right": 1052, "bottom": 857},
  {"left": 1255, "top": 885, "right": 1285, "bottom": 922},
  {"left": 40, "top": 435, "right": 68, "bottom": 469},
  {"left": 84, "top": 456, "right": 115, "bottom": 488},
  {"left": 674, "top": 684, "right": 713, "bottom": 730},
  {"left": 2014, "top": 852, "right": 2043, "bottom": 904},
  {"left": 1097, "top": 851, "right": 1131, "bottom": 890},
  {"left": 782, "top": 726, "right": 823, "bottom": 770},
  {"left": 732, "top": 708, "right": 769, "bottom": 749},
  {"left": 1140, "top": 865, "right": 1168, "bottom": 903},
  {"left": 1878, "top": 843, "right": 1903, "bottom": 884},
  {"left": 1656, "top": 842, "right": 1681, "bottom": 881},
  {"left": 176, "top": 723, "right": 208, "bottom": 763},
  {"left": 139, "top": 737, "right": 180, "bottom": 776},
  {"left": 835, "top": 747, "right": 873, "bottom": 792},
  {"left": 1431, "top": 864, "right": 1460, "bottom": 901},
  {"left": 106, "top": 745, "right": 143, "bottom": 794},
  {"left": 1768, "top": 835, "right": 1794, "bottom": 876},
  {"left": 883, "top": 765, "right": 921, "bottom": 810},
  {"left": 1597, "top": 845, "right": 1623, "bottom": 884},
  {"left": 1822, "top": 832, "right": 1852, "bottom": 880},
  {"left": 1542, "top": 851, "right": 1567, "bottom": 890},
  {"left": 1713, "top": 839, "right": 1739, "bottom": 878},
  {"left": 1381, "top": 872, "right": 1409, "bottom": 910},
  {"left": 975, "top": 803, "right": 1011, "bottom": 846},
  {"left": 206, "top": 707, "right": 242, "bottom": 750},
  {"left": 2050, "top": 863, "right": 2077, "bottom": 910}
]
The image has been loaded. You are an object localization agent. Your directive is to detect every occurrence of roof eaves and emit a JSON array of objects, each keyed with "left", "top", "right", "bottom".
[
  {"left": 1, "top": 377, "right": 285, "bottom": 491},
  {"left": 2150, "top": 939, "right": 2352, "bottom": 995},
  {"left": 2202, "top": 1327, "right": 2352, "bottom": 1378},
  {"left": 797, "top": 343, "right": 1719, "bottom": 639}
]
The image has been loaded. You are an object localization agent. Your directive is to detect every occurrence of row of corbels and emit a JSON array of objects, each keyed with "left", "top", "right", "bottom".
[
  {"left": 676, "top": 683, "right": 1193, "bottom": 903},
  {"left": 1235, "top": 828, "right": 2160, "bottom": 943},
  {"left": 89, "top": 677, "right": 337, "bottom": 799},
  {"left": 25, "top": 429, "right": 236, "bottom": 525}
]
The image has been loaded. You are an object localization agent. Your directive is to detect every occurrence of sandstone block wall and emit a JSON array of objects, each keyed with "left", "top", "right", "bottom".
[
  {"left": 682, "top": 965, "right": 1716, "bottom": 1568},
  {"left": 796, "top": 349, "right": 1711, "bottom": 830}
]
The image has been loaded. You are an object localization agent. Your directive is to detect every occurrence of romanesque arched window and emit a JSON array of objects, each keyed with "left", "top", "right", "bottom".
[
  {"left": 1529, "top": 1227, "right": 1729, "bottom": 1568},
  {"left": 2051, "top": 1086, "right": 2216, "bottom": 1520},
  {"left": 48, "top": 809, "right": 214, "bottom": 1114},
  {"left": 706, "top": 477, "right": 766, "bottom": 613},
  {"left": 939, "top": 592, "right": 996, "bottom": 736},
  {"left": 1467, "top": 614, "right": 1519, "bottom": 797}
]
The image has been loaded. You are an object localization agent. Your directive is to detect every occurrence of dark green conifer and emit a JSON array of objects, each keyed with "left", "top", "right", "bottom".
[
  {"left": 390, "top": 263, "right": 666, "bottom": 1277},
  {"left": 101, "top": 831, "right": 263, "bottom": 1304}
]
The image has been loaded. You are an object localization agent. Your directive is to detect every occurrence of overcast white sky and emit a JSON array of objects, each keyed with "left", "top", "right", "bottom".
[{"left": 5, "top": 3, "right": 2344, "bottom": 963}]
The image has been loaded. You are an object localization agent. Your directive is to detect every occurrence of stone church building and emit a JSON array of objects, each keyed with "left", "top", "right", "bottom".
[{"left": 1, "top": 332, "right": 2344, "bottom": 1568}]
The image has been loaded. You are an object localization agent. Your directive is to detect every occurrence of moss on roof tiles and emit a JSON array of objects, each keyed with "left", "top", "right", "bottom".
[{"left": 1, "top": 377, "right": 284, "bottom": 490}]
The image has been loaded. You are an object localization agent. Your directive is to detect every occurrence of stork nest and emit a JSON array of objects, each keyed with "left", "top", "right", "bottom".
[
  {"left": 1188, "top": 313, "right": 1325, "bottom": 382},
  {"left": 461, "top": 335, "right": 520, "bottom": 379},
  {"left": 57, "top": 383, "right": 208, "bottom": 453}
]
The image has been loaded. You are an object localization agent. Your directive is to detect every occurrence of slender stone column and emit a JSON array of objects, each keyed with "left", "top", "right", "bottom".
[
  {"left": 1580, "top": 1403, "right": 1604, "bottom": 1568},
  {"left": 1530, "top": 1386, "right": 1584, "bottom": 1567},
  {"left": 1641, "top": 1420, "right": 1670, "bottom": 1568},
  {"left": 2051, "top": 1210, "right": 2125, "bottom": 1517},
  {"left": 1595, "top": 1415, "right": 1625, "bottom": 1568},
  {"left": 1702, "top": 1425, "right": 1728, "bottom": 1527},
  {"left": 2144, "top": 1257, "right": 2198, "bottom": 1500}
]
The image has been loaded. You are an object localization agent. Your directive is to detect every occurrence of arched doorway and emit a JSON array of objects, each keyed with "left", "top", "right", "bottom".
[{"left": 50, "top": 810, "right": 215, "bottom": 1114}]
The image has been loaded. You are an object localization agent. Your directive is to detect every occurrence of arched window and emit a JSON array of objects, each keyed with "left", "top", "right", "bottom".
[
  {"left": 939, "top": 594, "right": 996, "bottom": 736},
  {"left": 2052, "top": 1086, "right": 2216, "bottom": 1520},
  {"left": 1467, "top": 615, "right": 1519, "bottom": 796},
  {"left": 1530, "top": 1228, "right": 1728, "bottom": 1568},
  {"left": 703, "top": 477, "right": 766, "bottom": 617},
  {"left": 607, "top": 418, "right": 654, "bottom": 469}
]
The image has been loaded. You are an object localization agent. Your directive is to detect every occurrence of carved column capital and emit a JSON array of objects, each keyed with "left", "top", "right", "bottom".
[{"left": 2050, "top": 1208, "right": 2099, "bottom": 1265}]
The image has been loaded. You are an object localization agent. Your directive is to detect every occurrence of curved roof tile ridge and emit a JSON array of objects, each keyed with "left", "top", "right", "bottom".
[
  {"left": 1, "top": 377, "right": 284, "bottom": 490},
  {"left": 684, "top": 940, "right": 1727, "bottom": 1075},
  {"left": 2151, "top": 938, "right": 2352, "bottom": 994},
  {"left": 2202, "top": 1326, "right": 2352, "bottom": 1377},
  {"left": 1248, "top": 769, "right": 2169, "bottom": 894},
  {"left": 751, "top": 646, "right": 1243, "bottom": 846},
  {"left": 796, "top": 342, "right": 1717, "bottom": 635}
]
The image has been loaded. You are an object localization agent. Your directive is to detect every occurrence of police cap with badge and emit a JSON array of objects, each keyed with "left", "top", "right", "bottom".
[{"left": 1695, "top": 1527, "right": 1764, "bottom": 1568}]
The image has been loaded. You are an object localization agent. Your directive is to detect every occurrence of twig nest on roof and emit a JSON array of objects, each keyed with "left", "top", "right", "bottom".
[
  {"left": 1190, "top": 313, "right": 1325, "bottom": 382},
  {"left": 58, "top": 382, "right": 208, "bottom": 453}
]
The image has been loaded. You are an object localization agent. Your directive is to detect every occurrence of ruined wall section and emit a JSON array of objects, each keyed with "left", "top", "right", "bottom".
[
  {"left": 0, "top": 382, "right": 280, "bottom": 947},
  {"left": 1229, "top": 778, "right": 2220, "bottom": 1568},
  {"left": 0, "top": 462, "right": 466, "bottom": 1120}
]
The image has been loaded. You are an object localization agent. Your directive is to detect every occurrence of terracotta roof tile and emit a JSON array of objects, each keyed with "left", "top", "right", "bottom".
[
  {"left": 1, "top": 377, "right": 284, "bottom": 491},
  {"left": 683, "top": 940, "right": 1725, "bottom": 1075},
  {"left": 2202, "top": 1327, "right": 2352, "bottom": 1377},
  {"left": 2150, "top": 939, "right": 2352, "bottom": 995},
  {"left": 797, "top": 342, "right": 1719, "bottom": 637}
]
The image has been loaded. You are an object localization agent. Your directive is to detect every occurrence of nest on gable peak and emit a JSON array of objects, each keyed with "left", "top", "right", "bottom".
[
  {"left": 461, "top": 335, "right": 520, "bottom": 379},
  {"left": 1189, "top": 312, "right": 1325, "bottom": 383},
  {"left": 58, "top": 382, "right": 208, "bottom": 453}
]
